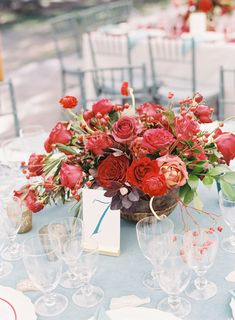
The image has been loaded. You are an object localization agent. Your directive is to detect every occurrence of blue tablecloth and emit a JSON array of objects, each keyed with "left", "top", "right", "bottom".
[{"left": 2, "top": 183, "right": 235, "bottom": 320}]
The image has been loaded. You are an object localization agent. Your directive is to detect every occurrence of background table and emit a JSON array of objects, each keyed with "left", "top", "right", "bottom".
[{"left": 2, "top": 182, "right": 235, "bottom": 320}]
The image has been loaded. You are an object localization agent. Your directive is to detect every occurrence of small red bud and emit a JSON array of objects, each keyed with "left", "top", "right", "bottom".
[
  {"left": 194, "top": 93, "right": 203, "bottom": 103},
  {"left": 217, "top": 226, "right": 223, "bottom": 232}
]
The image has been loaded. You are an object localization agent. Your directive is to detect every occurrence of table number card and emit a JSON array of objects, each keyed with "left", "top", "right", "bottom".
[{"left": 82, "top": 189, "right": 120, "bottom": 256}]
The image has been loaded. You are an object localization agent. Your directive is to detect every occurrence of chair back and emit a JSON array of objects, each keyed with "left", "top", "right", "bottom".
[
  {"left": 219, "top": 66, "right": 235, "bottom": 120},
  {"left": 148, "top": 36, "right": 196, "bottom": 96},
  {"left": 0, "top": 79, "right": 20, "bottom": 138},
  {"left": 76, "top": 64, "right": 147, "bottom": 107}
]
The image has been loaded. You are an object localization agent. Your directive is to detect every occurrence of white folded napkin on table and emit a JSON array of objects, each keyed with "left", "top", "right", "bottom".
[
  {"left": 94, "top": 306, "right": 111, "bottom": 320},
  {"left": 110, "top": 295, "right": 150, "bottom": 310}
]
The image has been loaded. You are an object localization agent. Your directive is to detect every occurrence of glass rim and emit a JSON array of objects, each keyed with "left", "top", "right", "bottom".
[
  {"left": 136, "top": 215, "right": 174, "bottom": 233},
  {"left": 23, "top": 233, "right": 61, "bottom": 257}
]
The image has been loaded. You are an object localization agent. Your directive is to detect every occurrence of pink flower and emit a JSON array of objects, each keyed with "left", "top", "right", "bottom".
[
  {"left": 142, "top": 128, "right": 175, "bottom": 153},
  {"left": 85, "top": 132, "right": 113, "bottom": 155},
  {"left": 112, "top": 116, "right": 137, "bottom": 143},
  {"left": 156, "top": 155, "right": 188, "bottom": 189},
  {"left": 44, "top": 122, "right": 73, "bottom": 153},
  {"left": 25, "top": 190, "right": 44, "bottom": 213},
  {"left": 92, "top": 98, "right": 113, "bottom": 115},
  {"left": 216, "top": 132, "right": 235, "bottom": 165},
  {"left": 130, "top": 137, "right": 149, "bottom": 159},
  {"left": 60, "top": 162, "right": 83, "bottom": 189},
  {"left": 28, "top": 153, "right": 45, "bottom": 176},
  {"left": 174, "top": 115, "right": 200, "bottom": 140},
  {"left": 136, "top": 103, "right": 163, "bottom": 122},
  {"left": 194, "top": 105, "right": 213, "bottom": 123}
]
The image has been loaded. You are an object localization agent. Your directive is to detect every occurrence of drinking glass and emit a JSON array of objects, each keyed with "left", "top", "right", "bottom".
[
  {"left": 48, "top": 217, "right": 83, "bottom": 288},
  {"left": 157, "top": 234, "right": 192, "bottom": 318},
  {"left": 136, "top": 216, "right": 174, "bottom": 290},
  {"left": 219, "top": 190, "right": 235, "bottom": 253},
  {"left": 64, "top": 237, "right": 104, "bottom": 308},
  {"left": 0, "top": 215, "right": 13, "bottom": 277},
  {"left": 183, "top": 228, "right": 218, "bottom": 300},
  {"left": 23, "top": 234, "right": 68, "bottom": 317},
  {"left": 1, "top": 196, "right": 23, "bottom": 261}
]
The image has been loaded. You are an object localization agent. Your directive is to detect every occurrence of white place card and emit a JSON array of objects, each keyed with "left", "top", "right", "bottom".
[{"left": 82, "top": 189, "right": 120, "bottom": 256}]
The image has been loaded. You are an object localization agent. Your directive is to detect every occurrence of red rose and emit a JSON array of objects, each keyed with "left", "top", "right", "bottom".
[
  {"left": 174, "top": 115, "right": 200, "bottom": 140},
  {"left": 112, "top": 116, "right": 137, "bottom": 143},
  {"left": 137, "top": 103, "right": 164, "bottom": 123},
  {"left": 142, "top": 173, "right": 167, "bottom": 197},
  {"left": 60, "top": 162, "right": 83, "bottom": 189},
  {"left": 28, "top": 153, "right": 44, "bottom": 176},
  {"left": 120, "top": 81, "right": 129, "bottom": 96},
  {"left": 85, "top": 132, "right": 113, "bottom": 155},
  {"left": 25, "top": 190, "right": 44, "bottom": 213},
  {"left": 130, "top": 137, "right": 149, "bottom": 159},
  {"left": 96, "top": 155, "right": 129, "bottom": 189},
  {"left": 44, "top": 122, "right": 73, "bottom": 152},
  {"left": 59, "top": 96, "right": 78, "bottom": 109},
  {"left": 126, "top": 157, "right": 159, "bottom": 188},
  {"left": 92, "top": 98, "right": 113, "bottom": 115},
  {"left": 216, "top": 133, "right": 235, "bottom": 165},
  {"left": 142, "top": 128, "right": 175, "bottom": 152},
  {"left": 198, "top": 0, "right": 213, "bottom": 13},
  {"left": 194, "top": 105, "right": 213, "bottom": 123}
]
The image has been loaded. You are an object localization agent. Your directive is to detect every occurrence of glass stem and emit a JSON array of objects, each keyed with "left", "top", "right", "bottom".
[
  {"left": 168, "top": 295, "right": 181, "bottom": 310},
  {"left": 80, "top": 281, "right": 92, "bottom": 296},
  {"left": 43, "top": 292, "right": 56, "bottom": 307},
  {"left": 230, "top": 233, "right": 235, "bottom": 246},
  {"left": 8, "top": 235, "right": 17, "bottom": 252},
  {"left": 194, "top": 275, "right": 208, "bottom": 290}
]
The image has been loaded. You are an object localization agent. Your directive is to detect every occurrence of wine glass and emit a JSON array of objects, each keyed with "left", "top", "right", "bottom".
[
  {"left": 136, "top": 216, "right": 174, "bottom": 290},
  {"left": 183, "top": 228, "right": 218, "bottom": 300},
  {"left": 157, "top": 234, "right": 192, "bottom": 318},
  {"left": 1, "top": 196, "right": 23, "bottom": 261},
  {"left": 48, "top": 217, "right": 83, "bottom": 288},
  {"left": 0, "top": 215, "right": 13, "bottom": 277},
  {"left": 19, "top": 125, "right": 45, "bottom": 137},
  {"left": 64, "top": 237, "right": 104, "bottom": 308},
  {"left": 23, "top": 234, "right": 68, "bottom": 317},
  {"left": 219, "top": 190, "right": 235, "bottom": 253}
]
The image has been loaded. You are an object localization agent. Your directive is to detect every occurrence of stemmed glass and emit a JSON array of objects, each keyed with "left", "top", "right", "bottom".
[
  {"left": 136, "top": 216, "right": 174, "bottom": 290},
  {"left": 219, "top": 190, "right": 235, "bottom": 253},
  {"left": 0, "top": 215, "right": 13, "bottom": 277},
  {"left": 48, "top": 217, "right": 83, "bottom": 288},
  {"left": 157, "top": 234, "right": 192, "bottom": 318},
  {"left": 1, "top": 196, "right": 23, "bottom": 261},
  {"left": 23, "top": 234, "right": 68, "bottom": 317},
  {"left": 183, "top": 228, "right": 218, "bottom": 300},
  {"left": 64, "top": 237, "right": 104, "bottom": 308}
]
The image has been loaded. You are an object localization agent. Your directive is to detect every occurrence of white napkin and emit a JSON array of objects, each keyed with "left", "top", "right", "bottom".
[
  {"left": 226, "top": 271, "right": 235, "bottom": 282},
  {"left": 230, "top": 297, "right": 235, "bottom": 319},
  {"left": 110, "top": 295, "right": 150, "bottom": 310}
]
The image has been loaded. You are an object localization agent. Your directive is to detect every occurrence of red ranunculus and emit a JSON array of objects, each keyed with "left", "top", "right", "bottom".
[
  {"left": 142, "top": 128, "right": 175, "bottom": 152},
  {"left": 194, "top": 105, "right": 213, "bottom": 123},
  {"left": 130, "top": 137, "right": 149, "bottom": 159},
  {"left": 92, "top": 98, "right": 113, "bottom": 115},
  {"left": 44, "top": 122, "right": 73, "bottom": 152},
  {"left": 28, "top": 153, "right": 45, "bottom": 176},
  {"left": 198, "top": 0, "right": 213, "bottom": 13},
  {"left": 59, "top": 96, "right": 78, "bottom": 109},
  {"left": 112, "top": 116, "right": 137, "bottom": 143},
  {"left": 142, "top": 172, "right": 167, "bottom": 197},
  {"left": 216, "top": 133, "right": 235, "bottom": 165},
  {"left": 174, "top": 115, "right": 200, "bottom": 140},
  {"left": 96, "top": 155, "right": 129, "bottom": 189},
  {"left": 126, "top": 157, "right": 159, "bottom": 188},
  {"left": 85, "top": 132, "right": 113, "bottom": 155},
  {"left": 60, "top": 162, "right": 83, "bottom": 189},
  {"left": 25, "top": 190, "right": 44, "bottom": 213},
  {"left": 120, "top": 81, "right": 129, "bottom": 96}
]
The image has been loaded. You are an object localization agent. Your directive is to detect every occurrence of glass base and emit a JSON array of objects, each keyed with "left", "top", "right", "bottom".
[
  {"left": 0, "top": 261, "right": 13, "bottom": 278},
  {"left": 1, "top": 243, "right": 22, "bottom": 261},
  {"left": 221, "top": 237, "right": 235, "bottom": 253},
  {"left": 158, "top": 296, "right": 191, "bottom": 318},
  {"left": 143, "top": 271, "right": 160, "bottom": 290},
  {"left": 72, "top": 285, "right": 104, "bottom": 308},
  {"left": 185, "top": 280, "right": 217, "bottom": 300},
  {"left": 60, "top": 271, "right": 81, "bottom": 289},
  {"left": 35, "top": 293, "right": 68, "bottom": 317}
]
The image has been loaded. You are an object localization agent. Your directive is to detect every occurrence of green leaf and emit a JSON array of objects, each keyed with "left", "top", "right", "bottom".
[
  {"left": 208, "top": 164, "right": 231, "bottom": 177},
  {"left": 220, "top": 180, "right": 235, "bottom": 201},
  {"left": 221, "top": 172, "right": 235, "bottom": 185},
  {"left": 193, "top": 193, "right": 203, "bottom": 210},
  {"left": 202, "top": 175, "right": 214, "bottom": 186},
  {"left": 191, "top": 148, "right": 201, "bottom": 154},
  {"left": 179, "top": 183, "right": 191, "bottom": 199},
  {"left": 188, "top": 175, "right": 199, "bottom": 191},
  {"left": 184, "top": 189, "right": 194, "bottom": 205},
  {"left": 208, "top": 154, "right": 218, "bottom": 163}
]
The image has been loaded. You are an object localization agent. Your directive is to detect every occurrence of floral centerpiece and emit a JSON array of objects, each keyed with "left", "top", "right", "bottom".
[
  {"left": 15, "top": 84, "right": 235, "bottom": 228},
  {"left": 188, "top": 0, "right": 234, "bottom": 16}
]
